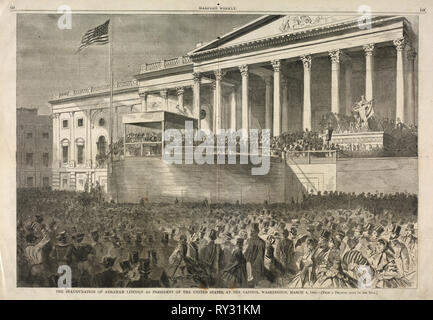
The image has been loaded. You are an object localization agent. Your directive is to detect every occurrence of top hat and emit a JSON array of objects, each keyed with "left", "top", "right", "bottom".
[
  {"left": 374, "top": 225, "right": 385, "bottom": 236},
  {"left": 209, "top": 229, "right": 218, "bottom": 240},
  {"left": 224, "top": 232, "right": 233, "bottom": 241},
  {"left": 320, "top": 230, "right": 331, "bottom": 240},
  {"left": 391, "top": 225, "right": 401, "bottom": 235},
  {"left": 102, "top": 256, "right": 116, "bottom": 268},
  {"left": 252, "top": 223, "right": 260, "bottom": 233}
]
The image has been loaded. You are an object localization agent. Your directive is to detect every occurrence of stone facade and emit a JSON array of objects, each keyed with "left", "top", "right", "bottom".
[{"left": 16, "top": 108, "right": 52, "bottom": 188}]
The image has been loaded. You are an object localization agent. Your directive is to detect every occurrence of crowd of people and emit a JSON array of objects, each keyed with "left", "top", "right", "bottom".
[
  {"left": 18, "top": 188, "right": 417, "bottom": 289},
  {"left": 270, "top": 130, "right": 325, "bottom": 154}
]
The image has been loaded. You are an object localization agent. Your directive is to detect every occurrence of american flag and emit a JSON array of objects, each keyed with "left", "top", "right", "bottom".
[{"left": 76, "top": 20, "right": 110, "bottom": 53}]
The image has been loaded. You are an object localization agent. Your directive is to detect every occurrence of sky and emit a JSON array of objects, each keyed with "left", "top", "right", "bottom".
[{"left": 17, "top": 13, "right": 261, "bottom": 113}]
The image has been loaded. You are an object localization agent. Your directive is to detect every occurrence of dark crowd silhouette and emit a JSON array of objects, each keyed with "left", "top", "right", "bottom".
[{"left": 17, "top": 188, "right": 417, "bottom": 289}]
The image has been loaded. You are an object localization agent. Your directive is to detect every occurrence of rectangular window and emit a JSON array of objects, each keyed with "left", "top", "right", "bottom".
[
  {"left": 43, "top": 177, "right": 49, "bottom": 187},
  {"left": 43, "top": 153, "right": 49, "bottom": 167},
  {"left": 62, "top": 120, "right": 68, "bottom": 128},
  {"left": 77, "top": 145, "right": 84, "bottom": 164},
  {"left": 42, "top": 132, "right": 49, "bottom": 139},
  {"left": 26, "top": 177, "right": 33, "bottom": 187},
  {"left": 77, "top": 118, "right": 84, "bottom": 127},
  {"left": 26, "top": 132, "right": 33, "bottom": 139},
  {"left": 62, "top": 179, "right": 68, "bottom": 188},
  {"left": 25, "top": 153, "right": 33, "bottom": 166},
  {"left": 62, "top": 146, "right": 68, "bottom": 164}
]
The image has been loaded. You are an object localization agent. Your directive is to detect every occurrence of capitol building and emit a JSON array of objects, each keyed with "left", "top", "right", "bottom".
[{"left": 49, "top": 15, "right": 418, "bottom": 200}]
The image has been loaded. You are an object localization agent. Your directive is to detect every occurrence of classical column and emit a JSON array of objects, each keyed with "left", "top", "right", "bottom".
[
  {"left": 344, "top": 58, "right": 353, "bottom": 116},
  {"left": 329, "top": 49, "right": 341, "bottom": 114},
  {"left": 301, "top": 55, "right": 312, "bottom": 131},
  {"left": 70, "top": 111, "right": 75, "bottom": 167},
  {"left": 264, "top": 77, "right": 272, "bottom": 132},
  {"left": 271, "top": 60, "right": 281, "bottom": 136},
  {"left": 394, "top": 37, "right": 406, "bottom": 123},
  {"left": 212, "top": 81, "right": 217, "bottom": 132},
  {"left": 114, "top": 106, "right": 119, "bottom": 141},
  {"left": 176, "top": 87, "right": 184, "bottom": 110},
  {"left": 193, "top": 72, "right": 201, "bottom": 128},
  {"left": 281, "top": 76, "right": 289, "bottom": 133},
  {"left": 239, "top": 65, "right": 249, "bottom": 137},
  {"left": 139, "top": 88, "right": 147, "bottom": 113},
  {"left": 53, "top": 113, "right": 60, "bottom": 168},
  {"left": 230, "top": 88, "right": 236, "bottom": 131},
  {"left": 160, "top": 89, "right": 168, "bottom": 111},
  {"left": 214, "top": 69, "right": 224, "bottom": 133},
  {"left": 363, "top": 43, "right": 375, "bottom": 101},
  {"left": 407, "top": 50, "right": 417, "bottom": 125},
  {"left": 85, "top": 109, "right": 92, "bottom": 168}
]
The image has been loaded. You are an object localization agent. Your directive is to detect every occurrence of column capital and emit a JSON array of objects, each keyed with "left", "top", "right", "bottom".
[
  {"left": 53, "top": 113, "right": 60, "bottom": 119},
  {"left": 239, "top": 64, "right": 249, "bottom": 77},
  {"left": 271, "top": 59, "right": 281, "bottom": 72},
  {"left": 363, "top": 43, "right": 375, "bottom": 56},
  {"left": 300, "top": 55, "right": 312, "bottom": 69},
  {"left": 211, "top": 80, "right": 216, "bottom": 91},
  {"left": 193, "top": 72, "right": 201, "bottom": 83},
  {"left": 214, "top": 69, "right": 226, "bottom": 81},
  {"left": 176, "top": 87, "right": 185, "bottom": 96},
  {"left": 393, "top": 37, "right": 407, "bottom": 51},
  {"left": 160, "top": 89, "right": 168, "bottom": 98},
  {"left": 329, "top": 49, "right": 342, "bottom": 64},
  {"left": 281, "top": 76, "right": 288, "bottom": 88},
  {"left": 264, "top": 77, "right": 272, "bottom": 86},
  {"left": 138, "top": 87, "right": 147, "bottom": 97}
]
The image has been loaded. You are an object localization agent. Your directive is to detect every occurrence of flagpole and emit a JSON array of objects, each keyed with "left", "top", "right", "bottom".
[
  {"left": 109, "top": 19, "right": 113, "bottom": 175},
  {"left": 109, "top": 19, "right": 116, "bottom": 203}
]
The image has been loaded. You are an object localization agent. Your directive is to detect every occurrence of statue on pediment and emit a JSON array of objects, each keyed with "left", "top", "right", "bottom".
[{"left": 279, "top": 15, "right": 337, "bottom": 33}]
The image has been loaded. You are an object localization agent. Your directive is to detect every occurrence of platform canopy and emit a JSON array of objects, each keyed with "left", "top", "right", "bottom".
[{"left": 122, "top": 110, "right": 198, "bottom": 130}]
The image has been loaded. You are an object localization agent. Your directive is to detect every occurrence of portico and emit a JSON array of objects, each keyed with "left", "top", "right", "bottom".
[{"left": 184, "top": 15, "right": 417, "bottom": 136}]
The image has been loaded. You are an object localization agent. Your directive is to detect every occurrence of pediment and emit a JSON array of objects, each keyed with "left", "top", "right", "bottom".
[{"left": 191, "top": 15, "right": 358, "bottom": 54}]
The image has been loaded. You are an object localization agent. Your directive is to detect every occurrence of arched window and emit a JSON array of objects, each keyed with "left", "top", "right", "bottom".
[
  {"left": 97, "top": 136, "right": 106, "bottom": 156},
  {"left": 61, "top": 139, "right": 70, "bottom": 164},
  {"left": 76, "top": 138, "right": 85, "bottom": 165}
]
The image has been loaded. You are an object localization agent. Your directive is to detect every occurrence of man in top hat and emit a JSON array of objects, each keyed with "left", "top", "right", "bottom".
[
  {"left": 244, "top": 223, "right": 266, "bottom": 287},
  {"left": 222, "top": 238, "right": 248, "bottom": 288},
  {"left": 313, "top": 230, "right": 331, "bottom": 278},
  {"left": 94, "top": 256, "right": 121, "bottom": 287},
  {"left": 389, "top": 225, "right": 410, "bottom": 277},
  {"left": 49, "top": 231, "right": 73, "bottom": 271},
  {"left": 275, "top": 228, "right": 295, "bottom": 276},
  {"left": 355, "top": 223, "right": 373, "bottom": 258},
  {"left": 220, "top": 232, "right": 236, "bottom": 269},
  {"left": 199, "top": 229, "right": 224, "bottom": 286}
]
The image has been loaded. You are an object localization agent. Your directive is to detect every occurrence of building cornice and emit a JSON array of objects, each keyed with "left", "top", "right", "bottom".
[
  {"left": 189, "top": 16, "right": 406, "bottom": 62},
  {"left": 49, "top": 80, "right": 138, "bottom": 104}
]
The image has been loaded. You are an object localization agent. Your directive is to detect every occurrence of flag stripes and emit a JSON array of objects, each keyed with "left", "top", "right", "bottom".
[{"left": 77, "top": 20, "right": 109, "bottom": 53}]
